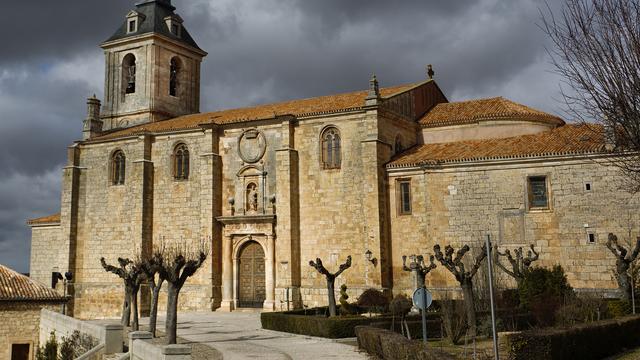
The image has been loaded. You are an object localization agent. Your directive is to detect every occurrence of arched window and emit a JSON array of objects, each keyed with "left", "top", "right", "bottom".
[
  {"left": 173, "top": 143, "right": 189, "bottom": 180},
  {"left": 321, "top": 127, "right": 341, "bottom": 169},
  {"left": 123, "top": 54, "right": 136, "bottom": 94},
  {"left": 111, "top": 151, "right": 126, "bottom": 185},
  {"left": 394, "top": 135, "right": 404, "bottom": 154},
  {"left": 169, "top": 57, "right": 180, "bottom": 97}
]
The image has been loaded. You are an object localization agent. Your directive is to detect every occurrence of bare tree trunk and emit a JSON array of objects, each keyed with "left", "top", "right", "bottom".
[
  {"left": 309, "top": 256, "right": 352, "bottom": 317},
  {"left": 131, "top": 286, "right": 140, "bottom": 331},
  {"left": 149, "top": 279, "right": 164, "bottom": 337},
  {"left": 122, "top": 288, "right": 131, "bottom": 327},
  {"left": 617, "top": 263, "right": 631, "bottom": 301},
  {"left": 461, "top": 281, "right": 477, "bottom": 338},
  {"left": 327, "top": 279, "right": 336, "bottom": 317},
  {"left": 166, "top": 284, "right": 180, "bottom": 345}
]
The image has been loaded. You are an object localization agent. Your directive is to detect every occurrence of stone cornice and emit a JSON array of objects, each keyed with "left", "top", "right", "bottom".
[{"left": 216, "top": 215, "right": 276, "bottom": 225}]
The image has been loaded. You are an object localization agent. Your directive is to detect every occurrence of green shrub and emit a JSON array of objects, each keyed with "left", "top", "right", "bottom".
[
  {"left": 36, "top": 332, "right": 58, "bottom": 360},
  {"left": 608, "top": 299, "right": 631, "bottom": 317},
  {"left": 355, "top": 326, "right": 456, "bottom": 360},
  {"left": 357, "top": 288, "right": 390, "bottom": 314},
  {"left": 519, "top": 265, "right": 573, "bottom": 326},
  {"left": 506, "top": 315, "right": 640, "bottom": 360},
  {"left": 389, "top": 294, "right": 412, "bottom": 316}
]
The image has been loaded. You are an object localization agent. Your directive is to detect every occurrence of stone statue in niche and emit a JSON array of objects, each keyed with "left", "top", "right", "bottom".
[{"left": 246, "top": 183, "right": 258, "bottom": 213}]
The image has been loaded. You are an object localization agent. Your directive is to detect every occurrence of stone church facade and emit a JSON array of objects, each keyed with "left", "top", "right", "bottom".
[{"left": 29, "top": 0, "right": 639, "bottom": 319}]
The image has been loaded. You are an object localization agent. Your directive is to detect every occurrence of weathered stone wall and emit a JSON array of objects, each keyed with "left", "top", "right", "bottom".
[
  {"left": 30, "top": 225, "right": 63, "bottom": 288},
  {"left": 0, "top": 303, "right": 60, "bottom": 360},
  {"left": 73, "top": 138, "right": 148, "bottom": 319},
  {"left": 72, "top": 129, "right": 219, "bottom": 319},
  {"left": 389, "top": 158, "right": 640, "bottom": 297}
]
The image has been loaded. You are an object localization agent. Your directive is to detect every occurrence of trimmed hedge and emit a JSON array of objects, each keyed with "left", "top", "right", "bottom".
[
  {"left": 506, "top": 315, "right": 640, "bottom": 360},
  {"left": 371, "top": 319, "right": 443, "bottom": 339},
  {"left": 355, "top": 326, "right": 456, "bottom": 360},
  {"left": 261, "top": 308, "right": 441, "bottom": 339}
]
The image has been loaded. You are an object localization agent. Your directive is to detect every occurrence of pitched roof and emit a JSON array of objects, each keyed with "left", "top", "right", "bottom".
[
  {"left": 0, "top": 264, "right": 66, "bottom": 302},
  {"left": 419, "top": 97, "right": 564, "bottom": 128},
  {"left": 104, "top": 0, "right": 202, "bottom": 51},
  {"left": 92, "top": 82, "right": 422, "bottom": 141},
  {"left": 27, "top": 213, "right": 61, "bottom": 226},
  {"left": 388, "top": 124, "right": 606, "bottom": 168}
]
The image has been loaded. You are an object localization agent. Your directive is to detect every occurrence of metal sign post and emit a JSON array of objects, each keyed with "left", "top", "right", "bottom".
[
  {"left": 412, "top": 287, "right": 432, "bottom": 345},
  {"left": 486, "top": 235, "right": 500, "bottom": 360}
]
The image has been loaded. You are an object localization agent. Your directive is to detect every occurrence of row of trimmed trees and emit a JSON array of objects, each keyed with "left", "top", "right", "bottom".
[{"left": 100, "top": 240, "right": 209, "bottom": 344}]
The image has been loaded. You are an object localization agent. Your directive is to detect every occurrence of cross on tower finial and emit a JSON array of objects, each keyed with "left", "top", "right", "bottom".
[{"left": 427, "top": 64, "right": 435, "bottom": 79}]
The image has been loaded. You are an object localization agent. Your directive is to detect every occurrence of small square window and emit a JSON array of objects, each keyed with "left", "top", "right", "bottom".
[
  {"left": 171, "top": 24, "right": 180, "bottom": 36},
  {"left": 128, "top": 20, "right": 137, "bottom": 33},
  {"left": 585, "top": 182, "right": 592, "bottom": 191},
  {"left": 11, "top": 344, "right": 30, "bottom": 360},
  {"left": 527, "top": 176, "right": 549, "bottom": 210},
  {"left": 587, "top": 232, "right": 596, "bottom": 244},
  {"left": 398, "top": 180, "right": 412, "bottom": 215}
]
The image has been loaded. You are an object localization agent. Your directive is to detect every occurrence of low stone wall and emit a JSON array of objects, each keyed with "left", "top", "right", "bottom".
[
  {"left": 129, "top": 331, "right": 191, "bottom": 360},
  {"left": 39, "top": 309, "right": 123, "bottom": 355}
]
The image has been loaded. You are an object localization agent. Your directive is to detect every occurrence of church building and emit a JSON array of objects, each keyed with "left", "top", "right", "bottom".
[{"left": 29, "top": 0, "right": 639, "bottom": 319}]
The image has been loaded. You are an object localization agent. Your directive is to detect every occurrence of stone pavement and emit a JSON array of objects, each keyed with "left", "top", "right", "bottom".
[{"left": 145, "top": 312, "right": 369, "bottom": 360}]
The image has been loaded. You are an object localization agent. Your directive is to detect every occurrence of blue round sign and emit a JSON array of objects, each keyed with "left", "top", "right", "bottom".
[{"left": 412, "top": 287, "right": 433, "bottom": 310}]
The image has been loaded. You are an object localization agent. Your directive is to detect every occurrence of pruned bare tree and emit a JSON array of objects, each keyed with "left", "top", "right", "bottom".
[
  {"left": 606, "top": 233, "right": 640, "bottom": 300},
  {"left": 157, "top": 240, "right": 209, "bottom": 344},
  {"left": 140, "top": 249, "right": 166, "bottom": 338},
  {"left": 494, "top": 244, "right": 540, "bottom": 287},
  {"left": 433, "top": 244, "right": 487, "bottom": 338},
  {"left": 309, "top": 255, "right": 352, "bottom": 317},
  {"left": 402, "top": 254, "right": 437, "bottom": 288},
  {"left": 100, "top": 257, "right": 145, "bottom": 330},
  {"left": 542, "top": 0, "right": 640, "bottom": 192}
]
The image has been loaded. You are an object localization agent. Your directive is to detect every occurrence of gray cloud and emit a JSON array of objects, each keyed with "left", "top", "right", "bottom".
[{"left": 0, "top": 0, "right": 565, "bottom": 273}]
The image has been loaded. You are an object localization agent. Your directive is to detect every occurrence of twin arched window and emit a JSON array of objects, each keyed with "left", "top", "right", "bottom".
[
  {"left": 173, "top": 143, "right": 190, "bottom": 180},
  {"left": 111, "top": 151, "right": 126, "bottom": 185},
  {"left": 123, "top": 54, "right": 136, "bottom": 94},
  {"left": 169, "top": 57, "right": 180, "bottom": 97},
  {"left": 321, "top": 127, "right": 341, "bottom": 169}
]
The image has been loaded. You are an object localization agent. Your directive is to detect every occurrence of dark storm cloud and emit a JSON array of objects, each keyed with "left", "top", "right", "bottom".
[
  {"left": 0, "top": 0, "right": 565, "bottom": 272},
  {"left": 0, "top": 1, "right": 132, "bottom": 65}
]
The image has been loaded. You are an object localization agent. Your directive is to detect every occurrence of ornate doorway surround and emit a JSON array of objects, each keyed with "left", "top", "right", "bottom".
[{"left": 217, "top": 214, "right": 276, "bottom": 311}]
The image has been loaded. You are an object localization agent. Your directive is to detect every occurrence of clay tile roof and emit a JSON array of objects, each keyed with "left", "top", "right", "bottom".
[
  {"left": 27, "top": 213, "right": 61, "bottom": 226},
  {"left": 0, "top": 264, "right": 66, "bottom": 302},
  {"left": 91, "top": 82, "right": 422, "bottom": 141},
  {"left": 419, "top": 97, "right": 564, "bottom": 128},
  {"left": 388, "top": 124, "right": 606, "bottom": 168}
]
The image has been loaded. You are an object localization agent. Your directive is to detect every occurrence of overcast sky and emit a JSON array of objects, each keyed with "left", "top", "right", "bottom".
[{"left": 0, "top": 0, "right": 565, "bottom": 273}]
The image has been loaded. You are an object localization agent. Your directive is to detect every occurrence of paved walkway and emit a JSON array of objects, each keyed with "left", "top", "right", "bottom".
[{"left": 147, "top": 312, "right": 369, "bottom": 360}]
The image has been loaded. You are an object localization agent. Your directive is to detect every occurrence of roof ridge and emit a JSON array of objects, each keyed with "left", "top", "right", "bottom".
[
  {"left": 388, "top": 124, "right": 606, "bottom": 168},
  {"left": 200, "top": 82, "right": 419, "bottom": 115},
  {"left": 0, "top": 264, "right": 66, "bottom": 301}
]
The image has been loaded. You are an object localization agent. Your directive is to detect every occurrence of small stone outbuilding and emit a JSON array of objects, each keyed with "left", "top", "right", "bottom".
[{"left": 0, "top": 264, "right": 67, "bottom": 360}]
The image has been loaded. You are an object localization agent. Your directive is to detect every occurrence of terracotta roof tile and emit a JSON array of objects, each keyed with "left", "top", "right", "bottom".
[
  {"left": 388, "top": 124, "right": 606, "bottom": 168},
  {"left": 419, "top": 97, "right": 564, "bottom": 128},
  {"left": 92, "top": 82, "right": 422, "bottom": 141},
  {"left": 0, "top": 264, "right": 67, "bottom": 302},
  {"left": 27, "top": 213, "right": 61, "bottom": 226}
]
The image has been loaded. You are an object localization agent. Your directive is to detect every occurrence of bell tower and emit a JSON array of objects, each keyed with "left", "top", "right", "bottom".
[{"left": 100, "top": 0, "right": 207, "bottom": 131}]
